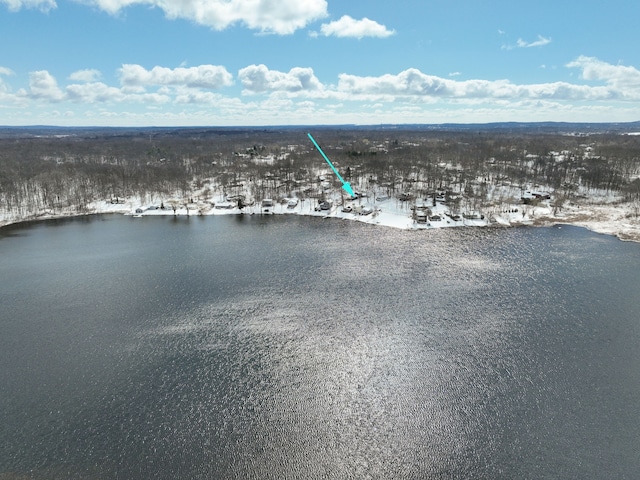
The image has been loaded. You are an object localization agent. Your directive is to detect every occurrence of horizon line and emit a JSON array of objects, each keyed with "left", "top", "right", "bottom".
[{"left": 2, "top": 120, "right": 640, "bottom": 130}]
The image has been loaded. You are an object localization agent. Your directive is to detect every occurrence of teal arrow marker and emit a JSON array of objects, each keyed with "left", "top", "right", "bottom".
[{"left": 307, "top": 133, "right": 356, "bottom": 198}]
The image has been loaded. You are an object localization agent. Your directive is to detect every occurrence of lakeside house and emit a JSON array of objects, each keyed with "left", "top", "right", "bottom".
[{"left": 262, "top": 198, "right": 274, "bottom": 214}]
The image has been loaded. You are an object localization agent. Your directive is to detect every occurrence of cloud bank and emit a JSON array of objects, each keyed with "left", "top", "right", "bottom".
[
  {"left": 9, "top": 57, "right": 639, "bottom": 104},
  {"left": 3, "top": 57, "right": 640, "bottom": 125}
]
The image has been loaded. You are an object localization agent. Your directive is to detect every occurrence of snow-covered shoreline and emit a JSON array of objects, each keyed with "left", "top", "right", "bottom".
[{"left": 3, "top": 194, "right": 640, "bottom": 243}]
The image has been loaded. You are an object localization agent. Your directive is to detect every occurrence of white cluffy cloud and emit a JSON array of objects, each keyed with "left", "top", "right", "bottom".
[
  {"left": 319, "top": 15, "right": 395, "bottom": 39},
  {"left": 69, "top": 69, "right": 102, "bottom": 82},
  {"left": 83, "top": 0, "right": 327, "bottom": 34},
  {"left": 24, "top": 70, "right": 65, "bottom": 101},
  {"left": 119, "top": 64, "right": 233, "bottom": 89},
  {"left": 567, "top": 55, "right": 640, "bottom": 89},
  {"left": 238, "top": 64, "right": 323, "bottom": 94},
  {"left": 0, "top": 0, "right": 55, "bottom": 12}
]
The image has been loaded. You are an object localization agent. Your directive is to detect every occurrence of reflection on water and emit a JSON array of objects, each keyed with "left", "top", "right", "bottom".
[{"left": 1, "top": 216, "right": 639, "bottom": 479}]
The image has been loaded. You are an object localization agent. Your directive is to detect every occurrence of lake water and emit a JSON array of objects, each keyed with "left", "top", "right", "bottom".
[{"left": 1, "top": 215, "right": 639, "bottom": 479}]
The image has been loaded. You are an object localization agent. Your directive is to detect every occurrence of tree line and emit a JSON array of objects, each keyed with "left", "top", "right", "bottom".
[{"left": 1, "top": 127, "right": 639, "bottom": 220}]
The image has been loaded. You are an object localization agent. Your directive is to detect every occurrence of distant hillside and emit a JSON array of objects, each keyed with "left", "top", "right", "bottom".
[{"left": 1, "top": 121, "right": 640, "bottom": 139}]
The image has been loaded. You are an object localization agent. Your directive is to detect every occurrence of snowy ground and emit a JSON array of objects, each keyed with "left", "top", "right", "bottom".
[
  {"left": 528, "top": 204, "right": 640, "bottom": 242},
  {"left": 3, "top": 190, "right": 639, "bottom": 243}
]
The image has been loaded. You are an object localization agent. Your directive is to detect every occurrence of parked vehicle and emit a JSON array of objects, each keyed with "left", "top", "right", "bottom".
[
  {"left": 360, "top": 206, "right": 373, "bottom": 215},
  {"left": 314, "top": 201, "right": 332, "bottom": 211}
]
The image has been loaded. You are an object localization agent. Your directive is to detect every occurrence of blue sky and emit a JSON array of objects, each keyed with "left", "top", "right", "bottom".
[{"left": 1, "top": 0, "right": 640, "bottom": 126}]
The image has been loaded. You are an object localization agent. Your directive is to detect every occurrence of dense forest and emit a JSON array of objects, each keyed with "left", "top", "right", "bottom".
[{"left": 1, "top": 125, "right": 640, "bottom": 222}]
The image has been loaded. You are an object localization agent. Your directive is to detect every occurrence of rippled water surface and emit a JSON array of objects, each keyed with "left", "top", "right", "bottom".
[{"left": 1, "top": 215, "right": 639, "bottom": 479}]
